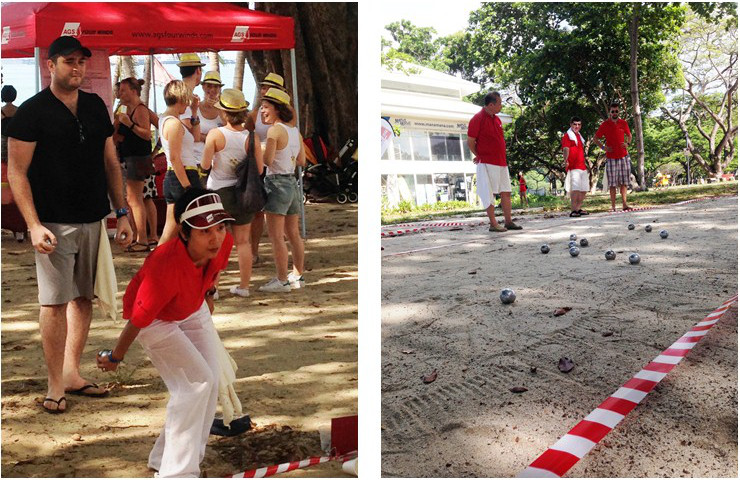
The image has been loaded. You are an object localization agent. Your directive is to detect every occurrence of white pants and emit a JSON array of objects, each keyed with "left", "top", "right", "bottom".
[
  {"left": 138, "top": 302, "right": 219, "bottom": 478},
  {"left": 476, "top": 163, "right": 511, "bottom": 209}
]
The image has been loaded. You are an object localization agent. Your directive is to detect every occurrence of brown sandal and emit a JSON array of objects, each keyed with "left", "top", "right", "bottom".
[{"left": 126, "top": 242, "right": 150, "bottom": 253}]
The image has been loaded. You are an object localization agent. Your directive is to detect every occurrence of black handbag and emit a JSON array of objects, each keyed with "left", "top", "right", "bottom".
[{"left": 235, "top": 132, "right": 266, "bottom": 213}]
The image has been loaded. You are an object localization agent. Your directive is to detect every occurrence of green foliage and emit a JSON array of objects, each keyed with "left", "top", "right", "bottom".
[{"left": 381, "top": 20, "right": 451, "bottom": 72}]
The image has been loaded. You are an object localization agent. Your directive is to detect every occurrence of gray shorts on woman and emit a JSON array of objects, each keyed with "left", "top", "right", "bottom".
[{"left": 264, "top": 174, "right": 301, "bottom": 216}]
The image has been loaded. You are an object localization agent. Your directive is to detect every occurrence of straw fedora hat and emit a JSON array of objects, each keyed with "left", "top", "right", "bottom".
[
  {"left": 214, "top": 88, "right": 249, "bottom": 112},
  {"left": 177, "top": 53, "right": 205, "bottom": 67},
  {"left": 260, "top": 72, "right": 286, "bottom": 90},
  {"left": 262, "top": 87, "right": 291, "bottom": 106},
  {"left": 202, "top": 71, "right": 224, "bottom": 86}
]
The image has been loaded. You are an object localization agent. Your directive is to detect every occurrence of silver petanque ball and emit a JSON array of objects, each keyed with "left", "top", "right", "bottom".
[
  {"left": 540, "top": 244, "right": 550, "bottom": 254},
  {"left": 659, "top": 230, "right": 668, "bottom": 239},
  {"left": 569, "top": 234, "right": 577, "bottom": 241},
  {"left": 605, "top": 250, "right": 616, "bottom": 260},
  {"left": 629, "top": 253, "right": 641, "bottom": 264},
  {"left": 568, "top": 241, "right": 578, "bottom": 249},
  {"left": 569, "top": 246, "right": 580, "bottom": 257},
  {"left": 500, "top": 288, "right": 516, "bottom": 304},
  {"left": 579, "top": 238, "right": 588, "bottom": 247},
  {"left": 628, "top": 223, "right": 635, "bottom": 230},
  {"left": 645, "top": 225, "right": 652, "bottom": 232}
]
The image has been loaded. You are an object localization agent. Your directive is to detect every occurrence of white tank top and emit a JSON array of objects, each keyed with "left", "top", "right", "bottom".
[
  {"left": 254, "top": 111, "right": 271, "bottom": 139},
  {"left": 159, "top": 115, "right": 198, "bottom": 168},
  {"left": 207, "top": 127, "right": 250, "bottom": 190},
  {"left": 181, "top": 107, "right": 223, "bottom": 161},
  {"left": 267, "top": 123, "right": 301, "bottom": 176}
]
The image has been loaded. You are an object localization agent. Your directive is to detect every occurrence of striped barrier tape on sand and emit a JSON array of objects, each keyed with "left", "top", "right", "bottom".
[
  {"left": 518, "top": 294, "right": 738, "bottom": 478},
  {"left": 228, "top": 451, "right": 357, "bottom": 478}
]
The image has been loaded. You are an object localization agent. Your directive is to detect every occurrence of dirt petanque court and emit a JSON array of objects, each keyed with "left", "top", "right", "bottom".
[
  {"left": 1, "top": 202, "right": 357, "bottom": 478},
  {"left": 381, "top": 195, "right": 737, "bottom": 477}
]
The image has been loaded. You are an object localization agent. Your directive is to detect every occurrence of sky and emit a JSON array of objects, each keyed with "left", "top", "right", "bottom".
[{"left": 379, "top": 0, "right": 482, "bottom": 38}]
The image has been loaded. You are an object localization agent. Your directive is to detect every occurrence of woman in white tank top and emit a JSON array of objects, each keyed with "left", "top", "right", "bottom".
[
  {"left": 194, "top": 71, "right": 225, "bottom": 162},
  {"left": 245, "top": 73, "right": 298, "bottom": 268},
  {"left": 201, "top": 89, "right": 263, "bottom": 298},
  {"left": 257, "top": 88, "right": 307, "bottom": 294},
  {"left": 158, "top": 80, "right": 201, "bottom": 246}
]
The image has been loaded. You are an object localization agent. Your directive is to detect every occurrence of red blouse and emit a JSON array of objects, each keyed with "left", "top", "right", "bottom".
[{"left": 123, "top": 233, "right": 233, "bottom": 328}]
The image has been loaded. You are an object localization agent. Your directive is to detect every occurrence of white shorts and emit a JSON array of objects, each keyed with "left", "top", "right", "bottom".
[
  {"left": 566, "top": 169, "right": 589, "bottom": 192},
  {"left": 476, "top": 163, "right": 511, "bottom": 208}
]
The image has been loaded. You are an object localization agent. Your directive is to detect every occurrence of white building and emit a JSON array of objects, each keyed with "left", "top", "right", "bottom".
[{"left": 381, "top": 63, "right": 512, "bottom": 207}]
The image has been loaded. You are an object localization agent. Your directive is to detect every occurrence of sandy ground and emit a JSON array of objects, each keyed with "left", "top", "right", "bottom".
[
  {"left": 1, "top": 202, "right": 357, "bottom": 478},
  {"left": 381, "top": 196, "right": 738, "bottom": 477}
]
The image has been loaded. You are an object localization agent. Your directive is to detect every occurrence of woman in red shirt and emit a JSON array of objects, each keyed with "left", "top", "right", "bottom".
[{"left": 97, "top": 188, "right": 234, "bottom": 478}]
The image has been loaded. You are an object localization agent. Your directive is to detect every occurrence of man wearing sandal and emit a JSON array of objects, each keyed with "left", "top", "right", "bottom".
[
  {"left": 593, "top": 102, "right": 633, "bottom": 212},
  {"left": 562, "top": 116, "right": 590, "bottom": 217},
  {"left": 6, "top": 36, "right": 132, "bottom": 413},
  {"left": 467, "top": 91, "right": 522, "bottom": 232}
]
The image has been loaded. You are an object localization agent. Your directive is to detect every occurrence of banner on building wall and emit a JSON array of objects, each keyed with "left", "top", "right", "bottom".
[
  {"left": 40, "top": 48, "right": 114, "bottom": 118},
  {"left": 388, "top": 116, "right": 468, "bottom": 134},
  {"left": 381, "top": 117, "right": 394, "bottom": 157}
]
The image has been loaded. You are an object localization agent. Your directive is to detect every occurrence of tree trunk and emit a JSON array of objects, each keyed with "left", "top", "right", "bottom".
[
  {"left": 244, "top": 3, "right": 358, "bottom": 149},
  {"left": 141, "top": 55, "right": 152, "bottom": 105},
  {"left": 629, "top": 6, "right": 646, "bottom": 190},
  {"left": 207, "top": 52, "right": 219, "bottom": 72},
  {"left": 233, "top": 51, "right": 246, "bottom": 91},
  {"left": 119, "top": 55, "right": 136, "bottom": 80}
]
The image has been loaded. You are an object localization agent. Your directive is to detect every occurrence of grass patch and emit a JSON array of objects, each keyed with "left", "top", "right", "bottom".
[{"left": 381, "top": 182, "right": 737, "bottom": 225}]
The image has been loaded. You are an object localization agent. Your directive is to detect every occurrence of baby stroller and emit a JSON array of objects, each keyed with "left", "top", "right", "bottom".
[{"left": 303, "top": 136, "right": 357, "bottom": 204}]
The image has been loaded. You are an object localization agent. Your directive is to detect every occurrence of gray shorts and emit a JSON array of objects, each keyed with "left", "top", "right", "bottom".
[
  {"left": 264, "top": 174, "right": 301, "bottom": 216},
  {"left": 35, "top": 221, "right": 101, "bottom": 305}
]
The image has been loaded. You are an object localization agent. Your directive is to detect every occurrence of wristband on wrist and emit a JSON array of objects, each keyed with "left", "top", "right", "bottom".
[
  {"left": 190, "top": 116, "right": 200, "bottom": 126},
  {"left": 115, "top": 207, "right": 130, "bottom": 218}
]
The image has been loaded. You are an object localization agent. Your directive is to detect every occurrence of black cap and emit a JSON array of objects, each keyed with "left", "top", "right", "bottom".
[{"left": 48, "top": 36, "right": 92, "bottom": 59}]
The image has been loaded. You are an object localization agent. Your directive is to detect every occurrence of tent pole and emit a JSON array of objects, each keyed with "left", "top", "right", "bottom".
[
  {"left": 150, "top": 50, "right": 158, "bottom": 144},
  {"left": 290, "top": 48, "right": 306, "bottom": 239},
  {"left": 34, "top": 47, "right": 41, "bottom": 93}
]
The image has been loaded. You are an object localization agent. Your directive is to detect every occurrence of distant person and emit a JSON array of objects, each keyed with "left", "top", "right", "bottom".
[
  {"left": 1, "top": 84, "right": 18, "bottom": 164},
  {"left": 177, "top": 53, "right": 204, "bottom": 146},
  {"left": 562, "top": 116, "right": 590, "bottom": 217},
  {"left": 245, "top": 73, "right": 296, "bottom": 266},
  {"left": 158, "top": 80, "right": 201, "bottom": 246},
  {"left": 201, "top": 88, "right": 264, "bottom": 297},
  {"left": 193, "top": 71, "right": 225, "bottom": 186},
  {"left": 517, "top": 172, "right": 529, "bottom": 208},
  {"left": 6, "top": 35, "right": 132, "bottom": 413},
  {"left": 259, "top": 88, "right": 306, "bottom": 293},
  {"left": 116, "top": 77, "right": 153, "bottom": 251},
  {"left": 593, "top": 102, "right": 633, "bottom": 211},
  {"left": 467, "top": 91, "right": 522, "bottom": 232}
]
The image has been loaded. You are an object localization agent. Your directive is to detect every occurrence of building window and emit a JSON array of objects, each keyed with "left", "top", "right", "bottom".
[
  {"left": 415, "top": 174, "right": 434, "bottom": 205},
  {"left": 461, "top": 134, "right": 473, "bottom": 161},
  {"left": 410, "top": 130, "right": 430, "bottom": 161},
  {"left": 395, "top": 135, "right": 413, "bottom": 160},
  {"left": 433, "top": 173, "right": 450, "bottom": 201},
  {"left": 398, "top": 174, "right": 415, "bottom": 203},
  {"left": 430, "top": 132, "right": 463, "bottom": 161}
]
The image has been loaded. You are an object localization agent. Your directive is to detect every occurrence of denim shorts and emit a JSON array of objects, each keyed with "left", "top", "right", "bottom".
[
  {"left": 163, "top": 169, "right": 202, "bottom": 204},
  {"left": 264, "top": 174, "right": 301, "bottom": 216}
]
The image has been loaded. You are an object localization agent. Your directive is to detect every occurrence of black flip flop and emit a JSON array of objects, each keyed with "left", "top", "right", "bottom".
[
  {"left": 569, "top": 211, "right": 581, "bottom": 217},
  {"left": 42, "top": 396, "right": 67, "bottom": 414},
  {"left": 578, "top": 209, "right": 589, "bottom": 216},
  {"left": 66, "top": 383, "right": 109, "bottom": 397}
]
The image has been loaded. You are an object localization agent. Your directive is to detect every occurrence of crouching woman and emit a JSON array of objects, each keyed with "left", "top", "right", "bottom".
[{"left": 97, "top": 188, "right": 234, "bottom": 478}]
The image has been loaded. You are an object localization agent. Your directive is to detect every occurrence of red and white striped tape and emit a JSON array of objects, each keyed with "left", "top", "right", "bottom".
[
  {"left": 518, "top": 294, "right": 738, "bottom": 478},
  {"left": 228, "top": 451, "right": 357, "bottom": 478}
]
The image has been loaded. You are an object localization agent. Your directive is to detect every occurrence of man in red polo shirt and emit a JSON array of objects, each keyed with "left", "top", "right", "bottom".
[
  {"left": 562, "top": 116, "right": 589, "bottom": 217},
  {"left": 467, "top": 92, "right": 522, "bottom": 232},
  {"left": 593, "top": 102, "right": 633, "bottom": 211}
]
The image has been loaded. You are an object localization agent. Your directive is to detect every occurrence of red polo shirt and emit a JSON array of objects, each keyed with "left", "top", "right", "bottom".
[
  {"left": 561, "top": 133, "right": 586, "bottom": 171},
  {"left": 467, "top": 109, "right": 507, "bottom": 166},
  {"left": 595, "top": 118, "right": 631, "bottom": 159},
  {"left": 123, "top": 232, "right": 234, "bottom": 328}
]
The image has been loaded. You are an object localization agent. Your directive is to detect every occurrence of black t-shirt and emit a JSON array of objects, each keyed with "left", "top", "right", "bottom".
[{"left": 7, "top": 88, "right": 114, "bottom": 223}]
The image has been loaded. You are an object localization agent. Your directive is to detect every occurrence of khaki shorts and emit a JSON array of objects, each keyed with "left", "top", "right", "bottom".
[
  {"left": 35, "top": 221, "right": 101, "bottom": 305},
  {"left": 216, "top": 185, "right": 256, "bottom": 226},
  {"left": 566, "top": 169, "right": 590, "bottom": 192}
]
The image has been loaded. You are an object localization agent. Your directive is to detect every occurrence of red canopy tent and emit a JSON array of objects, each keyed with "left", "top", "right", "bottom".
[
  {"left": 1, "top": 2, "right": 307, "bottom": 235},
  {"left": 1, "top": 2, "right": 294, "bottom": 57}
]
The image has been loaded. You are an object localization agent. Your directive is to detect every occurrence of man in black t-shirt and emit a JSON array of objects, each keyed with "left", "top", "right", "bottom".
[{"left": 7, "top": 36, "right": 133, "bottom": 414}]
